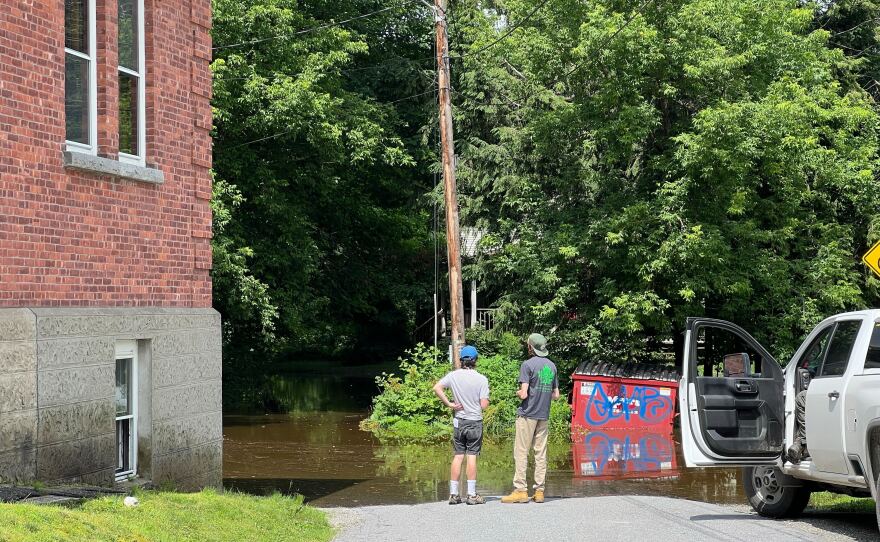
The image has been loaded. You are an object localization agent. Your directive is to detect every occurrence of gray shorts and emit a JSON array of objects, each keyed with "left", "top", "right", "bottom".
[{"left": 453, "top": 419, "right": 483, "bottom": 455}]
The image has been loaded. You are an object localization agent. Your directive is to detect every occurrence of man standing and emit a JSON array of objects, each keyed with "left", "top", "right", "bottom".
[
  {"left": 432, "top": 345, "right": 489, "bottom": 505},
  {"left": 501, "top": 333, "right": 560, "bottom": 504}
]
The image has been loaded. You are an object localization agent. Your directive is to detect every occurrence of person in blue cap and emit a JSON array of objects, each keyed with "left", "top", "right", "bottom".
[{"left": 432, "top": 345, "right": 490, "bottom": 505}]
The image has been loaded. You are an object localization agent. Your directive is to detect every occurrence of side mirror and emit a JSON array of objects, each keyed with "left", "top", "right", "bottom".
[{"left": 723, "top": 353, "right": 751, "bottom": 377}]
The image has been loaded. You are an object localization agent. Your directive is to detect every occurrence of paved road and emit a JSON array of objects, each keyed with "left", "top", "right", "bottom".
[{"left": 325, "top": 495, "right": 877, "bottom": 542}]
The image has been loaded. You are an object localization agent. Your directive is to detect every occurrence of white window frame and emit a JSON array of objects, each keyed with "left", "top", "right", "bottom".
[
  {"left": 117, "top": 0, "right": 146, "bottom": 166},
  {"left": 65, "top": 0, "right": 98, "bottom": 154},
  {"left": 115, "top": 340, "right": 138, "bottom": 482}
]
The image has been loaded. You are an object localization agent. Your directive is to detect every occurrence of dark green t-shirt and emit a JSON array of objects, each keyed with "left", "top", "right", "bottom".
[{"left": 516, "top": 356, "right": 558, "bottom": 420}]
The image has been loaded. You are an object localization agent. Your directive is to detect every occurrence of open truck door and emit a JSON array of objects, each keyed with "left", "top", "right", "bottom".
[{"left": 679, "top": 318, "right": 785, "bottom": 467}]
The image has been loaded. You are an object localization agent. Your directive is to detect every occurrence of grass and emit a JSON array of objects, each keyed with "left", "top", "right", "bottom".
[
  {"left": 0, "top": 489, "right": 334, "bottom": 542},
  {"left": 808, "top": 491, "right": 876, "bottom": 514}
]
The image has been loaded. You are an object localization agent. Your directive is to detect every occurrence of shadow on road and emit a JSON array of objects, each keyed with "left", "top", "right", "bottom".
[
  {"left": 796, "top": 511, "right": 877, "bottom": 542},
  {"left": 695, "top": 508, "right": 878, "bottom": 541}
]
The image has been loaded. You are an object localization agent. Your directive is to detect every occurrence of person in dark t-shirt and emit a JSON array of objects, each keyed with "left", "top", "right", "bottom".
[{"left": 501, "top": 333, "right": 560, "bottom": 504}]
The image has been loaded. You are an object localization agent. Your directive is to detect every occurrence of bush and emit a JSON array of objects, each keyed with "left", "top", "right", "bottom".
[{"left": 362, "top": 341, "right": 572, "bottom": 441}]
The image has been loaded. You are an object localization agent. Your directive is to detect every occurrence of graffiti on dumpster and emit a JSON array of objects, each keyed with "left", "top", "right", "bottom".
[
  {"left": 578, "top": 431, "right": 674, "bottom": 477},
  {"left": 583, "top": 382, "right": 674, "bottom": 426}
]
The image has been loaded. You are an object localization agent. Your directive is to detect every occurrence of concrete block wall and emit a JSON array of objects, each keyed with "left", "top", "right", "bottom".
[
  {"left": 0, "top": 310, "right": 38, "bottom": 482},
  {"left": 0, "top": 308, "right": 221, "bottom": 489}
]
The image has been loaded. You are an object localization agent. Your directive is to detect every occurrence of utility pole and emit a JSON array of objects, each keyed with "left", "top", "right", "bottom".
[{"left": 433, "top": 0, "right": 465, "bottom": 369}]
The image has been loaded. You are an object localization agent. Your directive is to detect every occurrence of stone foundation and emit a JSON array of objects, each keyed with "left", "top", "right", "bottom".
[{"left": 0, "top": 308, "right": 222, "bottom": 489}]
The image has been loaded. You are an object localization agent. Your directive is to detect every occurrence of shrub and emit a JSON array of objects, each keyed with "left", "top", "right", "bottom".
[{"left": 362, "top": 342, "right": 572, "bottom": 441}]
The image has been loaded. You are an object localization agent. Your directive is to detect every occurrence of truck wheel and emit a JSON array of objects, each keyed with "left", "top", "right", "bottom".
[
  {"left": 743, "top": 466, "right": 810, "bottom": 518},
  {"left": 875, "top": 470, "right": 880, "bottom": 533}
]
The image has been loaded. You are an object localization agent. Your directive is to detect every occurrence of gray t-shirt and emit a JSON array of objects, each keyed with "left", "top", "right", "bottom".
[
  {"left": 438, "top": 369, "right": 490, "bottom": 421},
  {"left": 516, "top": 356, "right": 558, "bottom": 420}
]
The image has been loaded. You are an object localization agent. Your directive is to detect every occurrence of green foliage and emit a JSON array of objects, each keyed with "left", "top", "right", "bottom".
[
  {"left": 452, "top": 0, "right": 880, "bottom": 364},
  {"left": 211, "top": 0, "right": 436, "bottom": 366},
  {"left": 364, "top": 343, "right": 571, "bottom": 440},
  {"left": 0, "top": 490, "right": 333, "bottom": 542}
]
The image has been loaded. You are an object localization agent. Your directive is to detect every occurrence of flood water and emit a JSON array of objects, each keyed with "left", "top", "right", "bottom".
[{"left": 222, "top": 369, "right": 743, "bottom": 507}]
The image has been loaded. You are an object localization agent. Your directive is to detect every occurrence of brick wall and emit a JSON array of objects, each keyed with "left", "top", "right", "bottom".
[{"left": 0, "top": 0, "right": 213, "bottom": 308}]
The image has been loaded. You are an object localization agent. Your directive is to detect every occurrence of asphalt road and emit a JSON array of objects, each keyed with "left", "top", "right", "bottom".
[{"left": 326, "top": 495, "right": 878, "bottom": 542}]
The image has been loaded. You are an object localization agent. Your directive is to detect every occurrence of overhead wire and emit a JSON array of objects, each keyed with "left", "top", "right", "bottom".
[
  {"left": 223, "top": 86, "right": 436, "bottom": 150},
  {"left": 454, "top": 0, "right": 554, "bottom": 59},
  {"left": 561, "top": 0, "right": 657, "bottom": 79},
  {"left": 454, "top": 0, "right": 658, "bottom": 108},
  {"left": 213, "top": 1, "right": 425, "bottom": 51}
]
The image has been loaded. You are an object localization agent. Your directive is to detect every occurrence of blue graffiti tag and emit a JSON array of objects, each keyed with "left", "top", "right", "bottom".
[
  {"left": 584, "top": 382, "right": 673, "bottom": 426},
  {"left": 581, "top": 431, "right": 674, "bottom": 475}
]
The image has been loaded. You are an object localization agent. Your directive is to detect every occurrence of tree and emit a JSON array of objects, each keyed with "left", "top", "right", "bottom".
[
  {"left": 452, "top": 0, "right": 880, "bottom": 368},
  {"left": 211, "top": 0, "right": 437, "bottom": 365}
]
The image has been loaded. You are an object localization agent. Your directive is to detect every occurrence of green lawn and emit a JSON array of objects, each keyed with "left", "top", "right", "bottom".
[
  {"left": 808, "top": 491, "right": 876, "bottom": 514},
  {"left": 0, "top": 489, "right": 334, "bottom": 542}
]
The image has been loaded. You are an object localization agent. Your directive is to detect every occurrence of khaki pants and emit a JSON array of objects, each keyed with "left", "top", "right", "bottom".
[{"left": 513, "top": 416, "right": 549, "bottom": 491}]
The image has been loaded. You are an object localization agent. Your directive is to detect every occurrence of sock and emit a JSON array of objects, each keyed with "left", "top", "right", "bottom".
[
  {"left": 467, "top": 480, "right": 476, "bottom": 497},
  {"left": 450, "top": 481, "right": 459, "bottom": 496}
]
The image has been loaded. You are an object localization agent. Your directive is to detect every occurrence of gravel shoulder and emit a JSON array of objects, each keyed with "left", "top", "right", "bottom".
[{"left": 325, "top": 495, "right": 877, "bottom": 542}]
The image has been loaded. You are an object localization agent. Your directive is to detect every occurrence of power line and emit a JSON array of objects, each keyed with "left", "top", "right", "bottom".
[
  {"left": 455, "top": 0, "right": 555, "bottom": 59},
  {"left": 562, "top": 0, "right": 657, "bottom": 78},
  {"left": 448, "top": 0, "right": 659, "bottom": 109},
  {"left": 213, "top": 2, "right": 420, "bottom": 51},
  {"left": 221, "top": 88, "right": 437, "bottom": 150}
]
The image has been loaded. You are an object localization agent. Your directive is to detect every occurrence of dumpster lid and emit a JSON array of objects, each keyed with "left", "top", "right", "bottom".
[{"left": 572, "top": 361, "right": 680, "bottom": 382}]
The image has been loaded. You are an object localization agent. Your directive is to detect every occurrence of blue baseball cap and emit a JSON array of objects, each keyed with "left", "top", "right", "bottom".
[{"left": 460, "top": 345, "right": 478, "bottom": 361}]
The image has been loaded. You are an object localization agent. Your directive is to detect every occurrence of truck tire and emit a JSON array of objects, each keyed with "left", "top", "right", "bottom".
[
  {"left": 875, "top": 469, "right": 880, "bottom": 533},
  {"left": 743, "top": 466, "right": 811, "bottom": 518}
]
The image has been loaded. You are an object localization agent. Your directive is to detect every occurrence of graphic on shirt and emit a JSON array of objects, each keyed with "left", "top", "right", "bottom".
[{"left": 537, "top": 365, "right": 555, "bottom": 392}]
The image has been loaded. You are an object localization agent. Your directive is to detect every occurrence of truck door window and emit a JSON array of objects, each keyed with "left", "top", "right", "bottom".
[
  {"left": 819, "top": 320, "right": 862, "bottom": 377},
  {"left": 696, "top": 326, "right": 765, "bottom": 377},
  {"left": 796, "top": 326, "right": 833, "bottom": 376},
  {"left": 865, "top": 323, "right": 880, "bottom": 370}
]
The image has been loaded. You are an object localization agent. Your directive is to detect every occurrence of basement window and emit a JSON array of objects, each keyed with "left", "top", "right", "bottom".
[{"left": 115, "top": 340, "right": 138, "bottom": 481}]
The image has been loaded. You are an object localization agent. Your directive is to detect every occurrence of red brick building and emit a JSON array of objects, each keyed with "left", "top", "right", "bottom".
[{"left": 0, "top": 0, "right": 221, "bottom": 489}]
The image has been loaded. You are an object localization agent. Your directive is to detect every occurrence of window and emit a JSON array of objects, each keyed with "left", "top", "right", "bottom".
[
  {"left": 65, "top": 0, "right": 97, "bottom": 152},
  {"left": 695, "top": 325, "right": 767, "bottom": 377},
  {"left": 796, "top": 325, "right": 833, "bottom": 376},
  {"left": 117, "top": 0, "right": 145, "bottom": 164},
  {"left": 819, "top": 320, "right": 862, "bottom": 377},
  {"left": 115, "top": 341, "right": 138, "bottom": 481},
  {"left": 865, "top": 324, "right": 880, "bottom": 370}
]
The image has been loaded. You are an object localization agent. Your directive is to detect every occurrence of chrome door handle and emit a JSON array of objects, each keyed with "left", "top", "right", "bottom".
[{"left": 828, "top": 391, "right": 840, "bottom": 399}]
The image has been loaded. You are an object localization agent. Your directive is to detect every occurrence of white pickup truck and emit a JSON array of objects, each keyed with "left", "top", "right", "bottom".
[{"left": 679, "top": 311, "right": 880, "bottom": 531}]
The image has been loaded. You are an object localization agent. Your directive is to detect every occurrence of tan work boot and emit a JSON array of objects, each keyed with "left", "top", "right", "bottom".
[
  {"left": 500, "top": 489, "right": 529, "bottom": 503},
  {"left": 532, "top": 489, "right": 544, "bottom": 503}
]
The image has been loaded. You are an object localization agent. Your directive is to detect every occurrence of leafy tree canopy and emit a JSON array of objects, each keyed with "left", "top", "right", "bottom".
[
  {"left": 452, "top": 0, "right": 880, "bottom": 365},
  {"left": 211, "top": 0, "right": 437, "bottom": 364}
]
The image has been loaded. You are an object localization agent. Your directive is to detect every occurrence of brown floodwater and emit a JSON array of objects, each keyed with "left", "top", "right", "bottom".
[{"left": 222, "top": 373, "right": 744, "bottom": 507}]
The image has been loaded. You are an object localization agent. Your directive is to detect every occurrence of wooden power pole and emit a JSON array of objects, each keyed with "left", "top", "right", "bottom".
[{"left": 433, "top": 0, "right": 465, "bottom": 369}]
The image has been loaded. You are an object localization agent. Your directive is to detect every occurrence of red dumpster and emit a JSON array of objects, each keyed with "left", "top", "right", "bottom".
[{"left": 570, "top": 361, "right": 680, "bottom": 431}]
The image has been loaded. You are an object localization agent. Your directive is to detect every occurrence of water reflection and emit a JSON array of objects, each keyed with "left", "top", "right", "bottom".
[
  {"left": 223, "top": 372, "right": 743, "bottom": 507},
  {"left": 573, "top": 430, "right": 677, "bottom": 480}
]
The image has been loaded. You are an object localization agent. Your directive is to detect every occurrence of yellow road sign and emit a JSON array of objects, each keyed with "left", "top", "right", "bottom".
[{"left": 863, "top": 240, "right": 880, "bottom": 278}]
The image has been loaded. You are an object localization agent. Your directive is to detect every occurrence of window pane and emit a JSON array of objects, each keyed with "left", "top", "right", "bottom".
[
  {"left": 865, "top": 324, "right": 880, "bottom": 370},
  {"left": 796, "top": 326, "right": 832, "bottom": 376},
  {"left": 118, "top": 72, "right": 139, "bottom": 155},
  {"left": 65, "top": 54, "right": 90, "bottom": 144},
  {"left": 65, "top": 0, "right": 89, "bottom": 53},
  {"left": 695, "top": 325, "right": 766, "bottom": 377},
  {"left": 115, "top": 358, "right": 132, "bottom": 416},
  {"left": 117, "top": 0, "right": 138, "bottom": 70},
  {"left": 116, "top": 419, "right": 131, "bottom": 472},
  {"left": 821, "top": 321, "right": 862, "bottom": 377}
]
